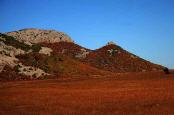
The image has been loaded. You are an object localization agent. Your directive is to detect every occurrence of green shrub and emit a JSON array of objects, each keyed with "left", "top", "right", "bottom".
[
  {"left": 32, "top": 73, "right": 37, "bottom": 78},
  {"left": 42, "top": 65, "right": 49, "bottom": 73},
  {"left": 0, "top": 33, "right": 43, "bottom": 52},
  {"left": 14, "top": 64, "right": 21, "bottom": 72},
  {"left": 31, "top": 44, "right": 42, "bottom": 52},
  {"left": 19, "top": 42, "right": 31, "bottom": 51},
  {"left": 0, "top": 33, "right": 30, "bottom": 51},
  {"left": 32, "top": 59, "right": 38, "bottom": 67}
]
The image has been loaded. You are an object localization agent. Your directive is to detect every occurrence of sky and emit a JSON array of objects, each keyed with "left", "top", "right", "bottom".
[{"left": 0, "top": 0, "right": 174, "bottom": 68}]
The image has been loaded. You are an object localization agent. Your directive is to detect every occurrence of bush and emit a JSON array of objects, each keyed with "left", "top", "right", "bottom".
[
  {"left": 19, "top": 42, "right": 31, "bottom": 51},
  {"left": 0, "top": 33, "right": 44, "bottom": 52},
  {"left": 163, "top": 68, "right": 170, "bottom": 74},
  {"left": 31, "top": 44, "right": 42, "bottom": 52},
  {"left": 14, "top": 64, "right": 21, "bottom": 72},
  {"left": 0, "top": 33, "right": 31, "bottom": 51},
  {"left": 42, "top": 65, "right": 49, "bottom": 73},
  {"left": 58, "top": 57, "right": 63, "bottom": 61},
  {"left": 32, "top": 59, "right": 38, "bottom": 67},
  {"left": 32, "top": 73, "right": 37, "bottom": 78}
]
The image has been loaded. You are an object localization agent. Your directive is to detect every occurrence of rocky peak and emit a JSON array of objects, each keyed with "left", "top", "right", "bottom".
[
  {"left": 107, "top": 41, "right": 116, "bottom": 46},
  {"left": 6, "top": 28, "right": 74, "bottom": 44}
]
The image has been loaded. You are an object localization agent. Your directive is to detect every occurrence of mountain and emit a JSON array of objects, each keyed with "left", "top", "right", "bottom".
[{"left": 0, "top": 28, "right": 164, "bottom": 80}]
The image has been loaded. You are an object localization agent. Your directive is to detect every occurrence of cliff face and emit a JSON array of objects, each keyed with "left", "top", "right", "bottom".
[{"left": 6, "top": 28, "right": 73, "bottom": 44}]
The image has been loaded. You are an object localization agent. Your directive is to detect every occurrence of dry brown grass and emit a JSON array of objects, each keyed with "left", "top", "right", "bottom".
[{"left": 0, "top": 72, "right": 174, "bottom": 115}]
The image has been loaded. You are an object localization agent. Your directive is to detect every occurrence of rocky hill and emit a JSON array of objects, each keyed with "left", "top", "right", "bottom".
[
  {"left": 6, "top": 28, "right": 73, "bottom": 43},
  {"left": 0, "top": 28, "right": 165, "bottom": 80}
]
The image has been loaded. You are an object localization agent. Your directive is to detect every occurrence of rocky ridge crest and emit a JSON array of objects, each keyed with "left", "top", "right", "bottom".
[{"left": 6, "top": 28, "right": 73, "bottom": 44}]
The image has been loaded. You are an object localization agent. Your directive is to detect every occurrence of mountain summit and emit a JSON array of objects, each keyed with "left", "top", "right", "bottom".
[{"left": 107, "top": 41, "right": 116, "bottom": 45}]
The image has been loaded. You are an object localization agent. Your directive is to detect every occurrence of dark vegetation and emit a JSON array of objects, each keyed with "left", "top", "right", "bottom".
[
  {"left": 0, "top": 33, "right": 41, "bottom": 52},
  {"left": 0, "top": 33, "right": 30, "bottom": 51},
  {"left": 0, "top": 66, "right": 31, "bottom": 81},
  {"left": 0, "top": 65, "right": 53, "bottom": 81},
  {"left": 17, "top": 53, "right": 71, "bottom": 75},
  {"left": 14, "top": 64, "right": 22, "bottom": 72},
  {"left": 163, "top": 67, "right": 170, "bottom": 74},
  {"left": 16, "top": 52, "right": 109, "bottom": 78},
  {"left": 31, "top": 44, "right": 42, "bottom": 52}
]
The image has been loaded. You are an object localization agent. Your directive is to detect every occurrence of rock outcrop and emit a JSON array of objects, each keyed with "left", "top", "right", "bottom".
[
  {"left": 6, "top": 28, "right": 73, "bottom": 44},
  {"left": 0, "top": 33, "right": 50, "bottom": 78},
  {"left": 107, "top": 41, "right": 116, "bottom": 45}
]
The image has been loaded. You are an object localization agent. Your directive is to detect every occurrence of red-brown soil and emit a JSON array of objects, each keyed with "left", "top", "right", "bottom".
[{"left": 0, "top": 72, "right": 174, "bottom": 115}]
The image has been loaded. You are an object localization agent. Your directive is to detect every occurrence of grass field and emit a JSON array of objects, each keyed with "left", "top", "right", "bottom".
[{"left": 0, "top": 72, "right": 174, "bottom": 115}]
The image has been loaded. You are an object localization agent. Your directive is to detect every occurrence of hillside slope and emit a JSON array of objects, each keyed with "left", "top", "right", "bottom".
[
  {"left": 82, "top": 43, "right": 164, "bottom": 72},
  {"left": 0, "top": 31, "right": 111, "bottom": 81},
  {"left": 0, "top": 28, "right": 165, "bottom": 80}
]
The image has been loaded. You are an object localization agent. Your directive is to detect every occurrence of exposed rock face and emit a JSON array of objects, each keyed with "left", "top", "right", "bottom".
[
  {"left": 17, "top": 63, "right": 49, "bottom": 78},
  {"left": 75, "top": 48, "right": 90, "bottom": 59},
  {"left": 0, "top": 54, "right": 18, "bottom": 72},
  {"left": 0, "top": 41, "right": 48, "bottom": 77},
  {"left": 0, "top": 41, "right": 24, "bottom": 71},
  {"left": 39, "top": 47, "right": 52, "bottom": 56},
  {"left": 0, "top": 34, "right": 50, "bottom": 77},
  {"left": 0, "top": 41, "right": 25, "bottom": 56},
  {"left": 6, "top": 28, "right": 74, "bottom": 44}
]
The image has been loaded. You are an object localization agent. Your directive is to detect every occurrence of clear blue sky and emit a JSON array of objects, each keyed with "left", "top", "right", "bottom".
[{"left": 1, "top": 0, "right": 174, "bottom": 68}]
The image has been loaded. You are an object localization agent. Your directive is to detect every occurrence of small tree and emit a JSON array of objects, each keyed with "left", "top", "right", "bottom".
[{"left": 163, "top": 68, "right": 170, "bottom": 74}]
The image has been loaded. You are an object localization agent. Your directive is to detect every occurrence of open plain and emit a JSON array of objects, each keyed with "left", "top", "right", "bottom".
[{"left": 0, "top": 71, "right": 174, "bottom": 115}]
